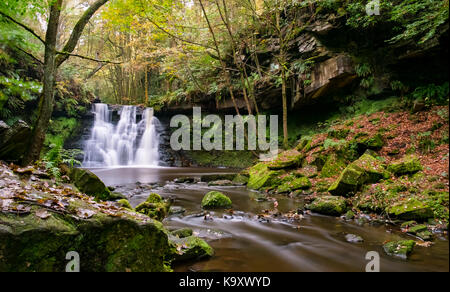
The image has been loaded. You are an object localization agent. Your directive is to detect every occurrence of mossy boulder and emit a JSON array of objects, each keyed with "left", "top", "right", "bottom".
[
  {"left": 328, "top": 128, "right": 350, "bottom": 140},
  {"left": 295, "top": 136, "right": 312, "bottom": 152},
  {"left": 383, "top": 240, "right": 415, "bottom": 259},
  {"left": 69, "top": 168, "right": 112, "bottom": 201},
  {"left": 328, "top": 154, "right": 386, "bottom": 196},
  {"left": 168, "top": 236, "right": 214, "bottom": 263},
  {"left": 232, "top": 174, "right": 249, "bottom": 185},
  {"left": 267, "top": 150, "right": 303, "bottom": 170},
  {"left": 135, "top": 193, "right": 170, "bottom": 221},
  {"left": 201, "top": 191, "right": 232, "bottom": 209},
  {"left": 387, "top": 198, "right": 433, "bottom": 221},
  {"left": 117, "top": 199, "right": 133, "bottom": 210},
  {"left": 306, "top": 196, "right": 347, "bottom": 216},
  {"left": 171, "top": 228, "right": 193, "bottom": 238},
  {"left": 387, "top": 155, "right": 423, "bottom": 176},
  {"left": 0, "top": 209, "right": 171, "bottom": 272},
  {"left": 320, "top": 154, "right": 347, "bottom": 178},
  {"left": 356, "top": 133, "right": 384, "bottom": 152},
  {"left": 407, "top": 225, "right": 433, "bottom": 241},
  {"left": 247, "top": 163, "right": 283, "bottom": 190},
  {"left": 277, "top": 176, "right": 312, "bottom": 193}
]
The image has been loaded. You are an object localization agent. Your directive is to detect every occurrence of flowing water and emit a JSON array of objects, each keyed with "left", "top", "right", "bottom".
[
  {"left": 82, "top": 104, "right": 160, "bottom": 167},
  {"left": 83, "top": 104, "right": 448, "bottom": 272},
  {"left": 90, "top": 167, "right": 449, "bottom": 272}
]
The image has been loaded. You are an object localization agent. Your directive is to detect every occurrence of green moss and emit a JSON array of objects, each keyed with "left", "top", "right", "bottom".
[
  {"left": 168, "top": 236, "right": 214, "bottom": 262},
  {"left": 117, "top": 199, "right": 133, "bottom": 210},
  {"left": 247, "top": 163, "right": 284, "bottom": 190},
  {"left": 328, "top": 154, "right": 386, "bottom": 196},
  {"left": 171, "top": 228, "right": 193, "bottom": 238},
  {"left": 201, "top": 191, "right": 232, "bottom": 209},
  {"left": 383, "top": 240, "right": 415, "bottom": 259},
  {"left": 232, "top": 174, "right": 249, "bottom": 185},
  {"left": 320, "top": 154, "right": 347, "bottom": 178},
  {"left": 69, "top": 168, "right": 112, "bottom": 201},
  {"left": 327, "top": 128, "right": 350, "bottom": 139},
  {"left": 306, "top": 196, "right": 347, "bottom": 216},
  {"left": 135, "top": 194, "right": 170, "bottom": 221},
  {"left": 277, "top": 176, "right": 312, "bottom": 193},
  {"left": 387, "top": 198, "right": 433, "bottom": 221},
  {"left": 387, "top": 155, "right": 423, "bottom": 175},
  {"left": 267, "top": 150, "right": 303, "bottom": 170}
]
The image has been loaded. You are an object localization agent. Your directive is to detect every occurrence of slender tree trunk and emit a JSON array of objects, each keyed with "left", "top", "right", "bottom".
[
  {"left": 144, "top": 66, "right": 149, "bottom": 105},
  {"left": 22, "top": 0, "right": 63, "bottom": 165}
]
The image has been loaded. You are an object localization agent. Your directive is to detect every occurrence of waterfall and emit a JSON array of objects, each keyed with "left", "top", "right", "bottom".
[{"left": 82, "top": 103, "right": 160, "bottom": 167}]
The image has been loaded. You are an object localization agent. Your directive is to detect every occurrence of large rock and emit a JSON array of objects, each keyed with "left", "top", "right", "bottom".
[
  {"left": 306, "top": 196, "right": 347, "bottom": 216},
  {"left": 267, "top": 150, "right": 304, "bottom": 170},
  {"left": 293, "top": 54, "right": 356, "bottom": 107},
  {"left": 247, "top": 163, "right": 283, "bottom": 190},
  {"left": 328, "top": 154, "right": 386, "bottom": 196},
  {"left": 383, "top": 240, "right": 415, "bottom": 259},
  {"left": 277, "top": 176, "right": 312, "bottom": 193},
  {"left": 0, "top": 207, "right": 171, "bottom": 272},
  {"left": 320, "top": 154, "right": 347, "bottom": 178},
  {"left": 69, "top": 168, "right": 112, "bottom": 201},
  {"left": 387, "top": 198, "right": 433, "bottom": 221},
  {"left": 168, "top": 235, "right": 214, "bottom": 263},
  {"left": 135, "top": 193, "right": 170, "bottom": 221},
  {"left": 0, "top": 120, "right": 31, "bottom": 161},
  {"left": 387, "top": 155, "right": 423, "bottom": 176},
  {"left": 201, "top": 191, "right": 232, "bottom": 209}
]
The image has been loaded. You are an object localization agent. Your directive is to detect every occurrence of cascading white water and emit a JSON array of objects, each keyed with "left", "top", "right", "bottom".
[{"left": 82, "top": 103, "right": 160, "bottom": 167}]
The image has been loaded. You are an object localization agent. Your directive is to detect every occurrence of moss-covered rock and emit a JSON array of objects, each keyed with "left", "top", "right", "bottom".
[
  {"left": 201, "top": 191, "right": 232, "bottom": 209},
  {"left": 328, "top": 164, "right": 366, "bottom": 196},
  {"left": 320, "top": 154, "right": 347, "bottom": 178},
  {"left": 135, "top": 193, "right": 170, "bottom": 221},
  {"left": 117, "top": 199, "right": 133, "bottom": 210},
  {"left": 168, "top": 235, "right": 214, "bottom": 263},
  {"left": 208, "top": 180, "right": 234, "bottom": 186},
  {"left": 0, "top": 210, "right": 171, "bottom": 272},
  {"left": 171, "top": 228, "right": 193, "bottom": 238},
  {"left": 328, "top": 128, "right": 350, "bottom": 140},
  {"left": 267, "top": 150, "right": 304, "bottom": 170},
  {"left": 306, "top": 196, "right": 347, "bottom": 216},
  {"left": 356, "top": 133, "right": 384, "bottom": 152},
  {"left": 328, "top": 154, "right": 386, "bottom": 196},
  {"left": 295, "top": 136, "right": 312, "bottom": 152},
  {"left": 232, "top": 174, "right": 249, "bottom": 185},
  {"left": 383, "top": 240, "right": 415, "bottom": 259},
  {"left": 277, "top": 176, "right": 312, "bottom": 193},
  {"left": 69, "top": 168, "right": 112, "bottom": 201},
  {"left": 247, "top": 163, "right": 283, "bottom": 190},
  {"left": 387, "top": 198, "right": 433, "bottom": 221},
  {"left": 387, "top": 155, "right": 423, "bottom": 175}
]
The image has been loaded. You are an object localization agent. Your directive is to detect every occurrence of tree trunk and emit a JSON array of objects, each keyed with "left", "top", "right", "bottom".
[{"left": 22, "top": 0, "right": 63, "bottom": 165}]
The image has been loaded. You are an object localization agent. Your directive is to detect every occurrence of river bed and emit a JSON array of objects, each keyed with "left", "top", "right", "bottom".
[{"left": 90, "top": 167, "right": 449, "bottom": 272}]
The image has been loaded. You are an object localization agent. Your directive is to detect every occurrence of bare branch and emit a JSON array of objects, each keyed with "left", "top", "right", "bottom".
[
  {"left": 55, "top": 0, "right": 109, "bottom": 67},
  {"left": 0, "top": 11, "right": 45, "bottom": 44}
]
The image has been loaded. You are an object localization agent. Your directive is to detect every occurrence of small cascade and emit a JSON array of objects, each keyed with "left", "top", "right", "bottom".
[{"left": 82, "top": 103, "right": 160, "bottom": 167}]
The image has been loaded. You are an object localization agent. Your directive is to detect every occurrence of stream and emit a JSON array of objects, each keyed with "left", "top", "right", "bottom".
[{"left": 91, "top": 166, "right": 449, "bottom": 272}]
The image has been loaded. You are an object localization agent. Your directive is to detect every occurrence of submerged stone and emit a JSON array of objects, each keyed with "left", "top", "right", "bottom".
[
  {"left": 306, "top": 196, "right": 347, "bottom": 216},
  {"left": 345, "top": 234, "right": 364, "bottom": 243},
  {"left": 201, "top": 191, "right": 232, "bottom": 209}
]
